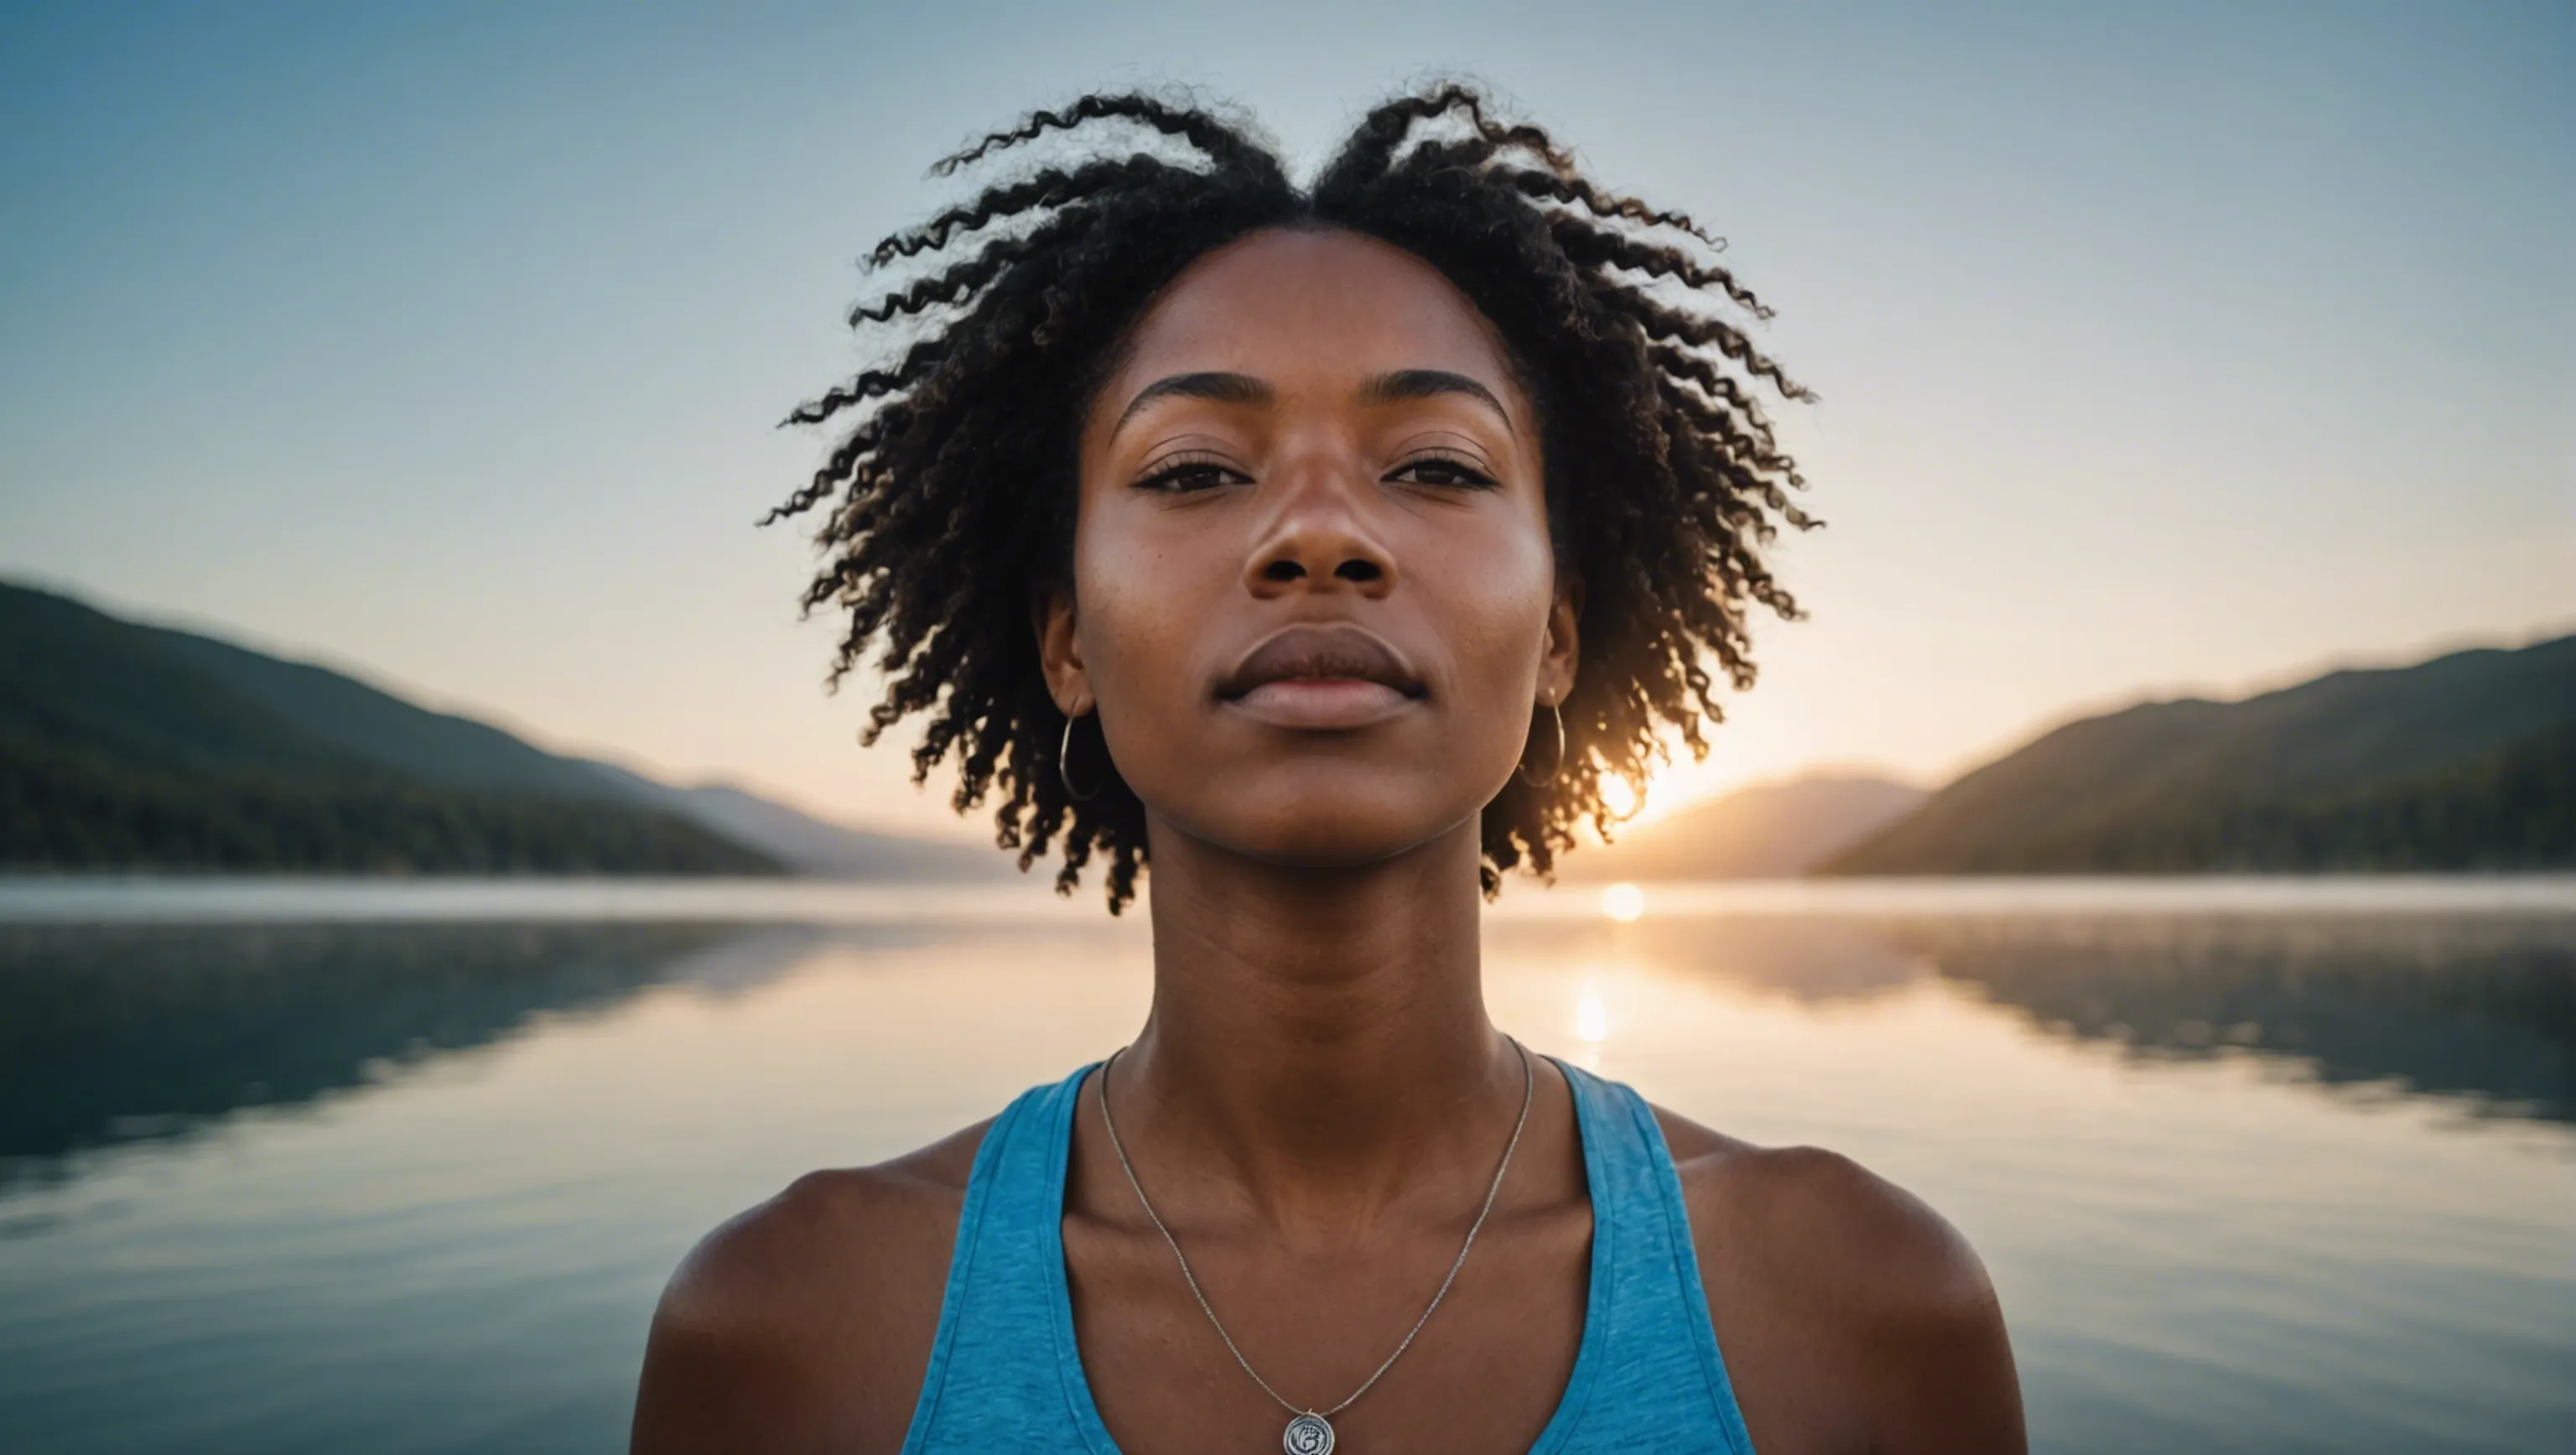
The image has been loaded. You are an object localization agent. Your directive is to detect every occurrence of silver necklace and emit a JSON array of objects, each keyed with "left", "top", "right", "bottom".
[{"left": 1094, "top": 1037, "right": 1535, "bottom": 1455}]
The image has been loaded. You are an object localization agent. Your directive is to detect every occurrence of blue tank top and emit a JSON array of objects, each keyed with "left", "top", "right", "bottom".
[{"left": 898, "top": 1057, "right": 1758, "bottom": 1453}]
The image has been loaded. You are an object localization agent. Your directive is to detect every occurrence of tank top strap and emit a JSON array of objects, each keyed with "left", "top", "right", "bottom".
[
  {"left": 901, "top": 1061, "right": 1105, "bottom": 1455},
  {"left": 1534, "top": 1058, "right": 1758, "bottom": 1455},
  {"left": 903, "top": 1057, "right": 1756, "bottom": 1454}
]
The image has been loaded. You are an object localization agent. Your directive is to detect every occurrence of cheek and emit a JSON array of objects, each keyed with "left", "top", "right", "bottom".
[
  {"left": 1433, "top": 523, "right": 1559, "bottom": 705},
  {"left": 1069, "top": 517, "right": 1210, "bottom": 719}
]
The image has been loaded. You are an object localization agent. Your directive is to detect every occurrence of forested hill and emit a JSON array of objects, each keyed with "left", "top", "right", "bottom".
[
  {"left": 0, "top": 582, "right": 781, "bottom": 874},
  {"left": 1825, "top": 635, "right": 2575, "bottom": 875},
  {"left": 1558, "top": 774, "right": 1927, "bottom": 881}
]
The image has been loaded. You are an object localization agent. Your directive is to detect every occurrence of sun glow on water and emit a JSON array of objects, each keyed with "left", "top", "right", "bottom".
[
  {"left": 1574, "top": 990, "right": 1611, "bottom": 1043},
  {"left": 3, "top": 894, "right": 2568, "bottom": 1455},
  {"left": 1600, "top": 882, "right": 1646, "bottom": 922}
]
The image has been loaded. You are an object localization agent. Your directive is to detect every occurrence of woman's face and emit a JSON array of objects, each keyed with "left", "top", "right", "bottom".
[{"left": 1044, "top": 226, "right": 1579, "bottom": 873}]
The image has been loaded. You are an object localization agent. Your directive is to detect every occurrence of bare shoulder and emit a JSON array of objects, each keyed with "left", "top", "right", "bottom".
[
  {"left": 650, "top": 1120, "right": 985, "bottom": 1350},
  {"left": 1653, "top": 1107, "right": 1994, "bottom": 1324},
  {"left": 1651, "top": 1107, "right": 2024, "bottom": 1455},
  {"left": 629, "top": 1120, "right": 991, "bottom": 1455}
]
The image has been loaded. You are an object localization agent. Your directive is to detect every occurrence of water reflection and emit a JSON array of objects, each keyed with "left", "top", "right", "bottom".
[
  {"left": 1504, "top": 914, "right": 1931, "bottom": 1003},
  {"left": 0, "top": 922, "right": 848, "bottom": 1179},
  {"left": 1904, "top": 916, "right": 2576, "bottom": 1121},
  {"left": 8, "top": 907, "right": 2567, "bottom": 1194},
  {"left": 1483, "top": 912, "right": 2575, "bottom": 1121},
  {"left": 0, "top": 896, "right": 2567, "bottom": 1455}
]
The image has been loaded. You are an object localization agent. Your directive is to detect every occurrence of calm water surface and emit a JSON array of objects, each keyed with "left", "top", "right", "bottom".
[{"left": 0, "top": 879, "right": 2568, "bottom": 1454}]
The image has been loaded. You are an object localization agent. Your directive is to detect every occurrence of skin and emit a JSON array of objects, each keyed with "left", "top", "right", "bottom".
[{"left": 631, "top": 228, "right": 2025, "bottom": 1455}]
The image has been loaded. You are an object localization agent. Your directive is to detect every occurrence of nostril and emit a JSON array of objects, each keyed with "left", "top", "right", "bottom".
[
  {"left": 1335, "top": 559, "right": 1383, "bottom": 584},
  {"left": 1262, "top": 559, "right": 1304, "bottom": 583}
]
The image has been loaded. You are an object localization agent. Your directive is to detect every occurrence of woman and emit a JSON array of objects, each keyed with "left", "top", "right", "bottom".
[{"left": 633, "top": 86, "right": 2023, "bottom": 1455}]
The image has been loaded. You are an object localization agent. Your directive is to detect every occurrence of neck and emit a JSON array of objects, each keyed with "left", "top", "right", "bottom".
[{"left": 1118, "top": 813, "right": 1516, "bottom": 1224}]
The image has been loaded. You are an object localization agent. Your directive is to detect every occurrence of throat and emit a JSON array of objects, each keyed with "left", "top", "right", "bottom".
[{"left": 1119, "top": 810, "right": 1513, "bottom": 1215}]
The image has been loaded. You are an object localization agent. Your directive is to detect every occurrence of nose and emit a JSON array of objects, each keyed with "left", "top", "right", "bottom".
[{"left": 1243, "top": 459, "right": 1397, "bottom": 599}]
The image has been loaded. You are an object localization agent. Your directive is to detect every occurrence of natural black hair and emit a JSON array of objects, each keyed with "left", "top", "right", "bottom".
[{"left": 766, "top": 84, "right": 1815, "bottom": 912}]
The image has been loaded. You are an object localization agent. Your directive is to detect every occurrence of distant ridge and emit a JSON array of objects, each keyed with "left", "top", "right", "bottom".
[
  {"left": 0, "top": 581, "right": 1004, "bottom": 878},
  {"left": 18, "top": 576, "right": 2563, "bottom": 881},
  {"left": 1561, "top": 773, "right": 1926, "bottom": 881},
  {"left": 1825, "top": 636, "right": 2576, "bottom": 875},
  {"left": 576, "top": 764, "right": 1008, "bottom": 881}
]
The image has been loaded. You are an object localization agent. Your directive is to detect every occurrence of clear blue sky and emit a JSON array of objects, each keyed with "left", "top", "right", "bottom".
[{"left": 3, "top": 0, "right": 2568, "bottom": 834}]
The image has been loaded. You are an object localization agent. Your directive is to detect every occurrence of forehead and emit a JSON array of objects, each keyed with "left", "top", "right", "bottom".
[{"left": 1103, "top": 226, "right": 1519, "bottom": 397}]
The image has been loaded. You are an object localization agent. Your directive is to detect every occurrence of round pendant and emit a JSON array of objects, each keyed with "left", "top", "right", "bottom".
[{"left": 1282, "top": 1411, "right": 1335, "bottom": 1455}]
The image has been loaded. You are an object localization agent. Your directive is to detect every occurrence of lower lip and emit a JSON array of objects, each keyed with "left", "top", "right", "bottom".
[{"left": 1224, "top": 678, "right": 1420, "bottom": 729}]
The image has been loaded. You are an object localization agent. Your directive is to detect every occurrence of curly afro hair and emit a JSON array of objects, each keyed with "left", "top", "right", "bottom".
[{"left": 766, "top": 84, "right": 1816, "bottom": 912}]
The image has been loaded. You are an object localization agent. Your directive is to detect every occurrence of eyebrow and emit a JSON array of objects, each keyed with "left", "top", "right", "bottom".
[
  {"left": 1357, "top": 369, "right": 1514, "bottom": 433},
  {"left": 1109, "top": 367, "right": 1518, "bottom": 438},
  {"left": 1111, "top": 372, "right": 1275, "bottom": 436}
]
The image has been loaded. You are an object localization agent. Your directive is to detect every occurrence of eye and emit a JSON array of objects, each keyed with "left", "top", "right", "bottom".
[
  {"left": 1133, "top": 452, "right": 1250, "bottom": 494},
  {"left": 1385, "top": 452, "right": 1498, "bottom": 490}
]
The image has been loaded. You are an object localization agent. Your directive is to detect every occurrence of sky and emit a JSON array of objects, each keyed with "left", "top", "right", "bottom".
[{"left": 2, "top": 0, "right": 2568, "bottom": 840}]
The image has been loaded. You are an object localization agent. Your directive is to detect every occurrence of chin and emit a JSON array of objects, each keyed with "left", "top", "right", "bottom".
[
  {"left": 1241, "top": 824, "right": 1453, "bottom": 872},
  {"left": 1173, "top": 789, "right": 1490, "bottom": 873}
]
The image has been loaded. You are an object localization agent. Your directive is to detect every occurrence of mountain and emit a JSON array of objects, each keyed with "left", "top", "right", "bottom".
[
  {"left": 577, "top": 765, "right": 1010, "bottom": 881},
  {"left": 129, "top": 591, "right": 1007, "bottom": 879},
  {"left": 1825, "top": 636, "right": 2576, "bottom": 875},
  {"left": 143, "top": 620, "right": 647, "bottom": 805},
  {"left": 0, "top": 581, "right": 779, "bottom": 874},
  {"left": 1559, "top": 773, "right": 1927, "bottom": 881},
  {"left": 0, "top": 580, "right": 1001, "bottom": 878}
]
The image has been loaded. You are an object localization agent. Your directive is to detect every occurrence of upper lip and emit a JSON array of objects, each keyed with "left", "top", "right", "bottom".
[{"left": 1218, "top": 624, "right": 1426, "bottom": 700}]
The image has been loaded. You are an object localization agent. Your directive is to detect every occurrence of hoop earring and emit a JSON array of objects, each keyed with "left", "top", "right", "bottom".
[
  {"left": 1516, "top": 700, "right": 1566, "bottom": 787},
  {"left": 1059, "top": 712, "right": 1104, "bottom": 802}
]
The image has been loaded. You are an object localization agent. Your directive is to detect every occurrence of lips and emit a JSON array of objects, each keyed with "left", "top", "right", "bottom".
[
  {"left": 1218, "top": 624, "right": 1426, "bottom": 702},
  {"left": 1215, "top": 625, "right": 1426, "bottom": 730}
]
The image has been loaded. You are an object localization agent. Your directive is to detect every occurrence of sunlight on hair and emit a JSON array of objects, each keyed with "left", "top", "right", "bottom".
[
  {"left": 1600, "top": 883, "right": 1646, "bottom": 922},
  {"left": 1598, "top": 775, "right": 1639, "bottom": 821},
  {"left": 771, "top": 85, "right": 1815, "bottom": 911},
  {"left": 1586, "top": 731, "right": 1738, "bottom": 837}
]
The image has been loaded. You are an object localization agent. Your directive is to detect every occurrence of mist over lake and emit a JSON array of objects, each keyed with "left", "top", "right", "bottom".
[{"left": 0, "top": 879, "right": 2567, "bottom": 1455}]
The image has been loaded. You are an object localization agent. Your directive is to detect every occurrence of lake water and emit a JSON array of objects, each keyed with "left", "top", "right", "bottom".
[{"left": 0, "top": 877, "right": 2568, "bottom": 1454}]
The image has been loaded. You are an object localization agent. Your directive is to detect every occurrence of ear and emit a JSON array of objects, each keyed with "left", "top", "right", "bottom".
[
  {"left": 1538, "top": 575, "right": 1582, "bottom": 708},
  {"left": 1033, "top": 583, "right": 1094, "bottom": 718}
]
